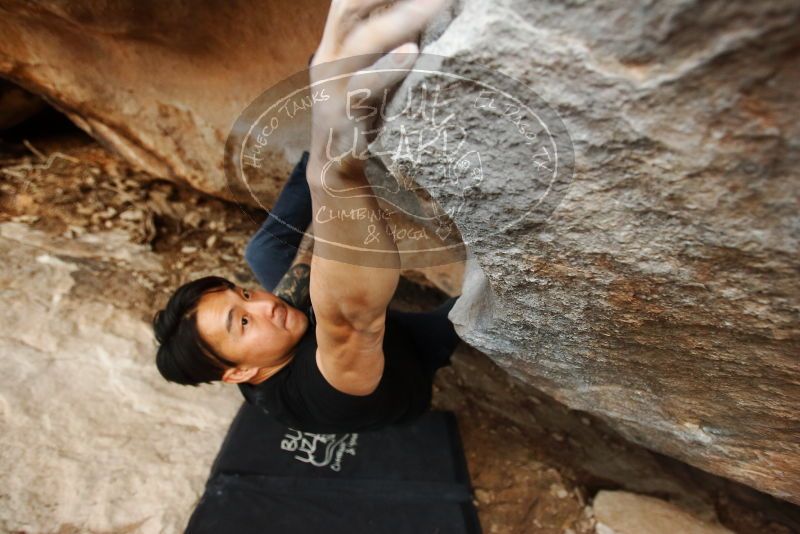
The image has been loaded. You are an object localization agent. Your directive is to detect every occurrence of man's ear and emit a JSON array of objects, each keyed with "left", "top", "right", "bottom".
[{"left": 221, "top": 366, "right": 259, "bottom": 384}]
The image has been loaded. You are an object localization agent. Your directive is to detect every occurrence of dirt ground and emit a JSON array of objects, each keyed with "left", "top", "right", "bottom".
[{"left": 2, "top": 117, "right": 799, "bottom": 534}]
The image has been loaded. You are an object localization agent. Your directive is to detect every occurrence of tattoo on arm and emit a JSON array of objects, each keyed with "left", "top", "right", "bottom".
[{"left": 274, "top": 263, "right": 311, "bottom": 309}]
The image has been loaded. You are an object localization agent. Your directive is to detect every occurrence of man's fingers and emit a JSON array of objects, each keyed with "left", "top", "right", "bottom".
[
  {"left": 345, "top": 0, "right": 450, "bottom": 57},
  {"left": 345, "top": 42, "right": 419, "bottom": 107}
]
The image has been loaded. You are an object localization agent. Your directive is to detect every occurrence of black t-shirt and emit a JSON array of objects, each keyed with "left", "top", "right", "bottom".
[{"left": 238, "top": 303, "right": 434, "bottom": 433}]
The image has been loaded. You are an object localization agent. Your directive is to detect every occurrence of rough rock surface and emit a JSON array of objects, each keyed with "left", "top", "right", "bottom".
[
  {"left": 594, "top": 491, "right": 732, "bottom": 534},
  {"left": 0, "top": 0, "right": 326, "bottom": 203},
  {"left": 0, "top": 222, "right": 242, "bottom": 533},
  {"left": 381, "top": 0, "right": 799, "bottom": 502}
]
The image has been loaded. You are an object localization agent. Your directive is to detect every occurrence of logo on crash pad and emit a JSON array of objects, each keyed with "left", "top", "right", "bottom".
[{"left": 280, "top": 428, "right": 359, "bottom": 472}]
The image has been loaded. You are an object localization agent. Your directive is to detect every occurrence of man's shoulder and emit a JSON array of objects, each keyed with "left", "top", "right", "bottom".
[{"left": 237, "top": 325, "right": 316, "bottom": 402}]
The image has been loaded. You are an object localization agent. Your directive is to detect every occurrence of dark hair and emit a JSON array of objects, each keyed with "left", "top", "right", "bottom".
[{"left": 153, "top": 275, "right": 238, "bottom": 386}]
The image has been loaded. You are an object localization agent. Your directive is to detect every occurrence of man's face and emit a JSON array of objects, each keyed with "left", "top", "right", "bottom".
[{"left": 195, "top": 285, "right": 309, "bottom": 381}]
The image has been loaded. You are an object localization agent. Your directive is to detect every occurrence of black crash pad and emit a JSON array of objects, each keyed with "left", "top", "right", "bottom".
[{"left": 186, "top": 402, "right": 481, "bottom": 534}]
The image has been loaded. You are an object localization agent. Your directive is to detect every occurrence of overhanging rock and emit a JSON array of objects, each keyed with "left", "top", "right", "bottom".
[
  {"left": 0, "top": 0, "right": 326, "bottom": 204},
  {"left": 375, "top": 0, "right": 800, "bottom": 503}
]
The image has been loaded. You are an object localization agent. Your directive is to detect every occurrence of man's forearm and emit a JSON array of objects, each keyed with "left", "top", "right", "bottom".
[{"left": 306, "top": 151, "right": 400, "bottom": 326}]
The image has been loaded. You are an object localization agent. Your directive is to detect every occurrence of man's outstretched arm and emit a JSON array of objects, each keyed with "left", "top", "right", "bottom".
[{"left": 305, "top": 0, "right": 450, "bottom": 395}]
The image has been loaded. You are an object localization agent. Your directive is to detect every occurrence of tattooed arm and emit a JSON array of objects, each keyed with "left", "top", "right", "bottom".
[{"left": 274, "top": 263, "right": 311, "bottom": 309}]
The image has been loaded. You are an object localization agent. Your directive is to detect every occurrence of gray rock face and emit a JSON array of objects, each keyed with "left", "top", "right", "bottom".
[
  {"left": 387, "top": 0, "right": 799, "bottom": 502},
  {"left": 0, "top": 223, "right": 242, "bottom": 533}
]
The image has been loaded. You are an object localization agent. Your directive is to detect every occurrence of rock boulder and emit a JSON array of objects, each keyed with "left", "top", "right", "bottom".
[
  {"left": 401, "top": 0, "right": 799, "bottom": 502},
  {"left": 2, "top": 0, "right": 798, "bottom": 503}
]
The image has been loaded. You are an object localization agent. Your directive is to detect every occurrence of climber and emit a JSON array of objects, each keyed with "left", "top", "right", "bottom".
[{"left": 151, "top": 0, "right": 460, "bottom": 433}]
